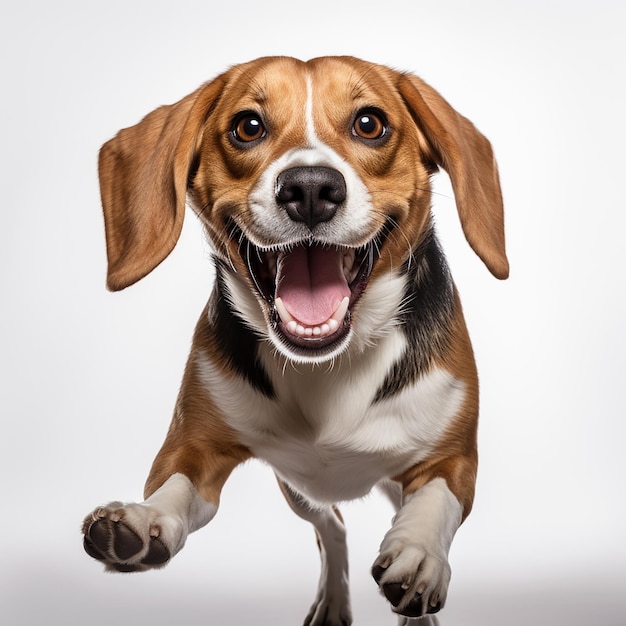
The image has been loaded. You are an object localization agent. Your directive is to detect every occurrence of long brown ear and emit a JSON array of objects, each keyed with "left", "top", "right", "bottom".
[
  {"left": 397, "top": 74, "right": 509, "bottom": 279},
  {"left": 98, "top": 77, "right": 225, "bottom": 290}
]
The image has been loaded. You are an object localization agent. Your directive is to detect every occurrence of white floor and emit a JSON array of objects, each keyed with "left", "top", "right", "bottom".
[{"left": 6, "top": 558, "right": 625, "bottom": 626}]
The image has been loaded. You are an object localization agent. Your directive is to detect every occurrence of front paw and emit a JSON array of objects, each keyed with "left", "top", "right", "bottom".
[
  {"left": 82, "top": 501, "right": 182, "bottom": 572},
  {"left": 371, "top": 544, "right": 450, "bottom": 618}
]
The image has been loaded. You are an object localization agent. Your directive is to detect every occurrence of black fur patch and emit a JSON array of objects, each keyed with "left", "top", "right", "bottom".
[
  {"left": 374, "top": 228, "right": 455, "bottom": 402},
  {"left": 210, "top": 261, "right": 276, "bottom": 399}
]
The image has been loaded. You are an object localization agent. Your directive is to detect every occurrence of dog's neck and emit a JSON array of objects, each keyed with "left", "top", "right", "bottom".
[{"left": 203, "top": 225, "right": 455, "bottom": 401}]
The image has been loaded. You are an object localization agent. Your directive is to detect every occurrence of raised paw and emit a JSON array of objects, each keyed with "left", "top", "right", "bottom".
[
  {"left": 82, "top": 501, "right": 183, "bottom": 572},
  {"left": 371, "top": 546, "right": 450, "bottom": 618},
  {"left": 371, "top": 478, "right": 462, "bottom": 618}
]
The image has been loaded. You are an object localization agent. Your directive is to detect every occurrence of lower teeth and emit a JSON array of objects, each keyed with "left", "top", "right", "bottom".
[{"left": 276, "top": 297, "right": 348, "bottom": 339}]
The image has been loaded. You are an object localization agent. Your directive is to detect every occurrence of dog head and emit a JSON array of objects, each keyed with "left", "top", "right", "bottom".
[{"left": 99, "top": 56, "right": 508, "bottom": 363}]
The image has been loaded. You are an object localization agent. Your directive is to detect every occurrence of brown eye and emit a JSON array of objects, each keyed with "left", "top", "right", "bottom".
[
  {"left": 233, "top": 113, "right": 266, "bottom": 143},
  {"left": 353, "top": 110, "right": 387, "bottom": 141}
]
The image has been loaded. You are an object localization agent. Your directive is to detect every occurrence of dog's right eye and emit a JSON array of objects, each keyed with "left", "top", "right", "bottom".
[{"left": 232, "top": 113, "right": 267, "bottom": 144}]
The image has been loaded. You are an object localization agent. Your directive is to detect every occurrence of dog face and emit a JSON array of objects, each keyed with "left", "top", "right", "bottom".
[
  {"left": 191, "top": 57, "right": 435, "bottom": 362},
  {"left": 99, "top": 56, "right": 508, "bottom": 363}
]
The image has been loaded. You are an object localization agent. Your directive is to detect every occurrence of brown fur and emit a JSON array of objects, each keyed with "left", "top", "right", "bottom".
[
  {"left": 98, "top": 54, "right": 508, "bottom": 524},
  {"left": 88, "top": 56, "right": 508, "bottom": 619}
]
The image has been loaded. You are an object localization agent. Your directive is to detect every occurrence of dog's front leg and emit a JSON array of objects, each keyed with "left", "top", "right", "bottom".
[
  {"left": 372, "top": 457, "right": 475, "bottom": 619},
  {"left": 82, "top": 358, "right": 251, "bottom": 572},
  {"left": 82, "top": 472, "right": 219, "bottom": 572}
]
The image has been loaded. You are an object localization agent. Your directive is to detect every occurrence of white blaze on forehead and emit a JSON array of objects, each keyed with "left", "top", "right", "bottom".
[{"left": 305, "top": 75, "right": 317, "bottom": 146}]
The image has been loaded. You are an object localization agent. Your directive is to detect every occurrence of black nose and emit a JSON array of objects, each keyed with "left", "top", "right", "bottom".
[{"left": 276, "top": 166, "right": 346, "bottom": 229}]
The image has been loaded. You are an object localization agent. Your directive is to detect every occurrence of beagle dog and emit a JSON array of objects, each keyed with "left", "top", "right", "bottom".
[{"left": 82, "top": 56, "right": 508, "bottom": 624}]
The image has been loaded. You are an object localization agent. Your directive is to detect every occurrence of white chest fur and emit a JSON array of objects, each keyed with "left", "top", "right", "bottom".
[{"left": 195, "top": 327, "right": 465, "bottom": 505}]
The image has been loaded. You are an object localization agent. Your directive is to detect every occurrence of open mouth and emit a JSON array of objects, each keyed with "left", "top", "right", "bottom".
[{"left": 237, "top": 224, "right": 390, "bottom": 353}]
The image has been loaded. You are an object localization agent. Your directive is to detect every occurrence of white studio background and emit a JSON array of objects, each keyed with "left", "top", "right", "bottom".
[{"left": 1, "top": 1, "right": 625, "bottom": 625}]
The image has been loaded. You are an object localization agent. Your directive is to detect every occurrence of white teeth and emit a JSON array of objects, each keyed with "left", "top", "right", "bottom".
[
  {"left": 275, "top": 297, "right": 293, "bottom": 324},
  {"left": 333, "top": 296, "right": 349, "bottom": 324},
  {"left": 274, "top": 296, "right": 349, "bottom": 339}
]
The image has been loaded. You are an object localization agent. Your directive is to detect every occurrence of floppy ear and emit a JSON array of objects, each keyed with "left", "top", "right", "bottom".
[
  {"left": 397, "top": 74, "right": 509, "bottom": 279},
  {"left": 98, "top": 76, "right": 226, "bottom": 290}
]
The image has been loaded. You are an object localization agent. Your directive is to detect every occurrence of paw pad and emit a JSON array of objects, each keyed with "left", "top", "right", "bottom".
[
  {"left": 371, "top": 563, "right": 442, "bottom": 617},
  {"left": 83, "top": 517, "right": 170, "bottom": 570}
]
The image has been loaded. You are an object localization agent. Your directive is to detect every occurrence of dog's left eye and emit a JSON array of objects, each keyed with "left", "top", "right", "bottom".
[
  {"left": 232, "top": 113, "right": 267, "bottom": 143},
  {"left": 352, "top": 110, "right": 387, "bottom": 141}
]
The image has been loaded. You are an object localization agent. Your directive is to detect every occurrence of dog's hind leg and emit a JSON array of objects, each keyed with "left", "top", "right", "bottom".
[{"left": 278, "top": 478, "right": 352, "bottom": 626}]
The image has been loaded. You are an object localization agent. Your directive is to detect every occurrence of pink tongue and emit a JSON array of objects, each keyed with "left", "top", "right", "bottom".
[{"left": 276, "top": 246, "right": 350, "bottom": 326}]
